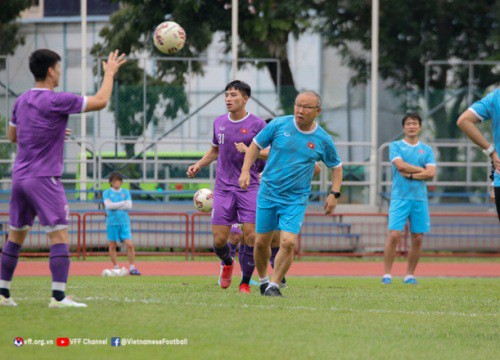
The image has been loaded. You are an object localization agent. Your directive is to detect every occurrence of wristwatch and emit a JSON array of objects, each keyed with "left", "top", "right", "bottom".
[
  {"left": 482, "top": 144, "right": 495, "bottom": 156},
  {"left": 330, "top": 191, "right": 341, "bottom": 199}
]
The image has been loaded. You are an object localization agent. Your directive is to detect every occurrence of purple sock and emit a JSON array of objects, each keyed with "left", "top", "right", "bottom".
[
  {"left": 270, "top": 247, "right": 279, "bottom": 269},
  {"left": 222, "top": 243, "right": 238, "bottom": 266},
  {"left": 240, "top": 245, "right": 255, "bottom": 283},
  {"left": 49, "top": 243, "right": 70, "bottom": 284},
  {"left": 214, "top": 243, "right": 233, "bottom": 266},
  {"left": 1, "top": 241, "right": 21, "bottom": 282}
]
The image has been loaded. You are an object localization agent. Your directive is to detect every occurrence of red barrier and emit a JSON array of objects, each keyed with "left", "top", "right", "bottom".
[
  {"left": 82, "top": 212, "right": 189, "bottom": 259},
  {"left": 190, "top": 212, "right": 213, "bottom": 258},
  {"left": 0, "top": 212, "right": 81, "bottom": 258}
]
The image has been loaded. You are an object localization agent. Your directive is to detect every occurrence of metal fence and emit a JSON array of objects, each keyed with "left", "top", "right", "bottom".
[{"left": 1, "top": 212, "right": 498, "bottom": 258}]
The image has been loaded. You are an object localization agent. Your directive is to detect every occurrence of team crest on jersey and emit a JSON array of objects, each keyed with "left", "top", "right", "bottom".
[
  {"left": 307, "top": 142, "right": 315, "bottom": 149},
  {"left": 418, "top": 149, "right": 425, "bottom": 154},
  {"left": 240, "top": 128, "right": 248, "bottom": 134},
  {"left": 219, "top": 126, "right": 225, "bottom": 130}
]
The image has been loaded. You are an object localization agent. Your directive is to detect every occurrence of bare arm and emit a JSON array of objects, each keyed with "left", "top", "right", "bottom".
[
  {"left": 324, "top": 165, "right": 343, "bottom": 214},
  {"left": 234, "top": 142, "right": 270, "bottom": 160},
  {"left": 392, "top": 158, "right": 425, "bottom": 174},
  {"left": 8, "top": 125, "right": 16, "bottom": 143},
  {"left": 457, "top": 109, "right": 500, "bottom": 171},
  {"left": 239, "top": 142, "right": 260, "bottom": 190},
  {"left": 405, "top": 165, "right": 436, "bottom": 181},
  {"left": 85, "top": 50, "right": 127, "bottom": 112},
  {"left": 186, "top": 146, "right": 219, "bottom": 178}
]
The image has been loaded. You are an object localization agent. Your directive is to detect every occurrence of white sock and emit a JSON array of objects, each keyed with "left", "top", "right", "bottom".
[
  {"left": 404, "top": 275, "right": 414, "bottom": 281},
  {"left": 383, "top": 274, "right": 392, "bottom": 279},
  {"left": 130, "top": 264, "right": 136, "bottom": 271},
  {"left": 259, "top": 276, "right": 269, "bottom": 285},
  {"left": 266, "top": 282, "right": 279, "bottom": 291}
]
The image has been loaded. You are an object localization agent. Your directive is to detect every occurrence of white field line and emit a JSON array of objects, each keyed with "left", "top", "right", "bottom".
[{"left": 79, "top": 296, "right": 498, "bottom": 318}]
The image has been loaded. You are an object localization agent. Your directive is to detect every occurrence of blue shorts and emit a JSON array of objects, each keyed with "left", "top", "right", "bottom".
[
  {"left": 107, "top": 224, "right": 132, "bottom": 242},
  {"left": 256, "top": 196, "right": 307, "bottom": 235},
  {"left": 388, "top": 199, "right": 430, "bottom": 233}
]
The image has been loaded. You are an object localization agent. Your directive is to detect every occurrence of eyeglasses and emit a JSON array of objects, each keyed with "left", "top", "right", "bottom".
[{"left": 294, "top": 103, "right": 320, "bottom": 110}]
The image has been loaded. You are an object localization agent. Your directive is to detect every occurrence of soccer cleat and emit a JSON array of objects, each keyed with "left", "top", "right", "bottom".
[
  {"left": 260, "top": 282, "right": 269, "bottom": 295},
  {"left": 239, "top": 283, "right": 251, "bottom": 293},
  {"left": 219, "top": 260, "right": 235, "bottom": 289},
  {"left": 279, "top": 277, "right": 287, "bottom": 289},
  {"left": 381, "top": 277, "right": 392, "bottom": 285},
  {"left": 0, "top": 295, "right": 17, "bottom": 306},
  {"left": 129, "top": 269, "right": 141, "bottom": 276},
  {"left": 264, "top": 286, "right": 283, "bottom": 297},
  {"left": 403, "top": 277, "right": 419, "bottom": 285},
  {"left": 48, "top": 296, "right": 87, "bottom": 308},
  {"left": 249, "top": 278, "right": 260, "bottom": 286}
]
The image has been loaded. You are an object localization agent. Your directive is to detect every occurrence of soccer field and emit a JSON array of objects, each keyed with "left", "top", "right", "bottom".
[{"left": 1, "top": 276, "right": 498, "bottom": 359}]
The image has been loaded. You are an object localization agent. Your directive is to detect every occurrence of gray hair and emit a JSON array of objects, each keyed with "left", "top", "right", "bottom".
[{"left": 296, "top": 90, "right": 322, "bottom": 107}]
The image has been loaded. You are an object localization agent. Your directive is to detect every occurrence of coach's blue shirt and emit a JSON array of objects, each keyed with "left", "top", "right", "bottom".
[
  {"left": 469, "top": 89, "right": 500, "bottom": 186},
  {"left": 390, "top": 140, "right": 436, "bottom": 201},
  {"left": 103, "top": 188, "right": 131, "bottom": 226},
  {"left": 254, "top": 115, "right": 342, "bottom": 204}
]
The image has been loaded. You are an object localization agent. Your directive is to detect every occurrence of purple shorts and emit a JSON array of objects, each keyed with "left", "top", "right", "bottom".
[
  {"left": 211, "top": 188, "right": 257, "bottom": 226},
  {"left": 230, "top": 223, "right": 242, "bottom": 234},
  {"left": 9, "top": 177, "right": 69, "bottom": 228}
]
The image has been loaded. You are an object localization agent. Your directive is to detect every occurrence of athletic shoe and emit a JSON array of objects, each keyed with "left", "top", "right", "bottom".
[
  {"left": 129, "top": 269, "right": 141, "bottom": 276},
  {"left": 381, "top": 277, "right": 392, "bottom": 285},
  {"left": 219, "top": 260, "right": 235, "bottom": 289},
  {"left": 279, "top": 277, "right": 287, "bottom": 289},
  {"left": 0, "top": 295, "right": 17, "bottom": 306},
  {"left": 239, "top": 283, "right": 251, "bottom": 293},
  {"left": 48, "top": 296, "right": 87, "bottom": 308},
  {"left": 403, "top": 277, "right": 419, "bottom": 285},
  {"left": 249, "top": 278, "right": 260, "bottom": 286},
  {"left": 264, "top": 286, "right": 283, "bottom": 297},
  {"left": 260, "top": 282, "right": 269, "bottom": 295}
]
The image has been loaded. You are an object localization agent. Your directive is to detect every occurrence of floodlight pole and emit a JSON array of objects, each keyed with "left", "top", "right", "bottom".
[
  {"left": 231, "top": 0, "right": 238, "bottom": 80},
  {"left": 369, "top": 0, "right": 379, "bottom": 207},
  {"left": 80, "top": 0, "right": 88, "bottom": 201}
]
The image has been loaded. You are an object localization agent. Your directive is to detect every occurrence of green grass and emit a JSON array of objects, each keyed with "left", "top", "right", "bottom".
[{"left": 1, "top": 276, "right": 498, "bottom": 359}]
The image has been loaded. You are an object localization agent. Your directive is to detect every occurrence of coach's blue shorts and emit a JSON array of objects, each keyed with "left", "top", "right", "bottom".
[
  {"left": 388, "top": 199, "right": 430, "bottom": 233},
  {"left": 256, "top": 196, "right": 307, "bottom": 235},
  {"left": 107, "top": 224, "right": 132, "bottom": 242}
]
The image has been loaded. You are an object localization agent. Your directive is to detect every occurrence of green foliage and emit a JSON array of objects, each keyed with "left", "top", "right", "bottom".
[
  {"left": 1, "top": 276, "right": 498, "bottom": 358},
  {"left": 318, "top": 0, "right": 499, "bottom": 194},
  {"left": 92, "top": 1, "right": 325, "bottom": 114},
  {"left": 0, "top": 116, "right": 15, "bottom": 177},
  {"left": 0, "top": 0, "right": 30, "bottom": 57}
]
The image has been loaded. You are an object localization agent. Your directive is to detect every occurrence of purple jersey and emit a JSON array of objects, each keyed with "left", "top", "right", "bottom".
[
  {"left": 10, "top": 88, "right": 85, "bottom": 180},
  {"left": 211, "top": 112, "right": 266, "bottom": 191}
]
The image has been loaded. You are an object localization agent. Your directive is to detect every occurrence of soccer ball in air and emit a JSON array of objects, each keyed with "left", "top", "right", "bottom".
[
  {"left": 193, "top": 188, "right": 213, "bottom": 213},
  {"left": 153, "top": 21, "right": 186, "bottom": 54}
]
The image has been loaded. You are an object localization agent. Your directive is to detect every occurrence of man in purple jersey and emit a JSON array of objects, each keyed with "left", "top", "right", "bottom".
[
  {"left": 0, "top": 49, "right": 126, "bottom": 308},
  {"left": 187, "top": 80, "right": 267, "bottom": 293}
]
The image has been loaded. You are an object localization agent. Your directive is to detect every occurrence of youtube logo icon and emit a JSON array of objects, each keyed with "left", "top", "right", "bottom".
[{"left": 56, "top": 338, "right": 70, "bottom": 347}]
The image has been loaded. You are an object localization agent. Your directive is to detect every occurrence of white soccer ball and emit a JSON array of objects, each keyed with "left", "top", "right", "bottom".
[
  {"left": 193, "top": 188, "right": 213, "bottom": 213},
  {"left": 101, "top": 269, "right": 111, "bottom": 277},
  {"left": 153, "top": 21, "right": 186, "bottom": 54}
]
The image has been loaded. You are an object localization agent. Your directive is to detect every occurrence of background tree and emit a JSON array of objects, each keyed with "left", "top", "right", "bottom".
[
  {"left": 93, "top": 0, "right": 322, "bottom": 115},
  {"left": 318, "top": 0, "right": 500, "bottom": 196},
  {"left": 0, "top": 0, "right": 30, "bottom": 58}
]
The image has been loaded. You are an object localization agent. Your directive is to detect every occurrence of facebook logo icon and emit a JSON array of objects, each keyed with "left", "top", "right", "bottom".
[{"left": 111, "top": 337, "right": 121, "bottom": 346}]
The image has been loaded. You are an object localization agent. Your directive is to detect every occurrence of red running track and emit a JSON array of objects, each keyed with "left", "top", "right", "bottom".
[{"left": 14, "top": 261, "right": 500, "bottom": 277}]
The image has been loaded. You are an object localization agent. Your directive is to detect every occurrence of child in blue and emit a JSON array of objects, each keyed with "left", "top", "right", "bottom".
[
  {"left": 103, "top": 172, "right": 140, "bottom": 275},
  {"left": 383, "top": 113, "right": 436, "bottom": 285}
]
